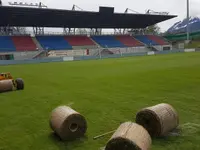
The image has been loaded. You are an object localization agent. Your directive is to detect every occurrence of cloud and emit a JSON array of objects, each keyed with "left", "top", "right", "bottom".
[{"left": 190, "top": 0, "right": 200, "bottom": 17}]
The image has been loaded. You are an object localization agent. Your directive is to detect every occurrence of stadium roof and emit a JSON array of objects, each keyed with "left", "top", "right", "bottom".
[{"left": 0, "top": 6, "right": 177, "bottom": 28}]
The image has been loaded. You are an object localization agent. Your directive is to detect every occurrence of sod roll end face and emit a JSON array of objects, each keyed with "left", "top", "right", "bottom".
[
  {"left": 15, "top": 78, "right": 24, "bottom": 90},
  {"left": 50, "top": 106, "right": 87, "bottom": 141},
  {"left": 136, "top": 103, "right": 179, "bottom": 137}
]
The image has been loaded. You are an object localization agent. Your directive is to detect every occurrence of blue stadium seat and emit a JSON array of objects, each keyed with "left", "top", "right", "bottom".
[
  {"left": 36, "top": 36, "right": 72, "bottom": 50},
  {"left": 0, "top": 36, "right": 16, "bottom": 52},
  {"left": 134, "top": 35, "right": 158, "bottom": 46},
  {"left": 91, "top": 36, "right": 125, "bottom": 48}
]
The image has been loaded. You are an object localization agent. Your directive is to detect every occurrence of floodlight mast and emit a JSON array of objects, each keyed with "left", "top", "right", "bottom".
[{"left": 186, "top": 0, "right": 190, "bottom": 41}]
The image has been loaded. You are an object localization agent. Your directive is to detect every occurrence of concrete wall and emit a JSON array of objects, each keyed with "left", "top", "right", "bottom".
[
  {"left": 153, "top": 45, "right": 172, "bottom": 51},
  {"left": 48, "top": 50, "right": 87, "bottom": 57},
  {"left": 0, "top": 49, "right": 196, "bottom": 65},
  {"left": 0, "top": 57, "right": 64, "bottom": 65}
]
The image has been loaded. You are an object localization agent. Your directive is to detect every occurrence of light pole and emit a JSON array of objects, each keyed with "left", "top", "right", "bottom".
[{"left": 186, "top": 0, "right": 190, "bottom": 41}]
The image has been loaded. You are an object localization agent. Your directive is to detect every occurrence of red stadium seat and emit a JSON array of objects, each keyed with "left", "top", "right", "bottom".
[
  {"left": 115, "top": 35, "right": 144, "bottom": 47},
  {"left": 12, "top": 36, "right": 37, "bottom": 51},
  {"left": 64, "top": 36, "right": 96, "bottom": 46}
]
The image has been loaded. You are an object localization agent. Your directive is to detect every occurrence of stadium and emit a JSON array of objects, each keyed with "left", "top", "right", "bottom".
[{"left": 0, "top": 1, "right": 200, "bottom": 150}]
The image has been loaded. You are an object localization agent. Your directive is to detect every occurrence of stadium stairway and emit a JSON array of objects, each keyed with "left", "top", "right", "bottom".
[
  {"left": 91, "top": 35, "right": 126, "bottom": 48},
  {"left": 32, "top": 50, "right": 48, "bottom": 59},
  {"left": 133, "top": 35, "right": 158, "bottom": 46},
  {"left": 115, "top": 35, "right": 144, "bottom": 47},
  {"left": 11, "top": 36, "right": 37, "bottom": 51},
  {"left": 0, "top": 36, "right": 16, "bottom": 52},
  {"left": 32, "top": 36, "right": 43, "bottom": 50},
  {"left": 64, "top": 36, "right": 98, "bottom": 49},
  {"left": 146, "top": 35, "right": 169, "bottom": 45},
  {"left": 36, "top": 36, "right": 72, "bottom": 50}
]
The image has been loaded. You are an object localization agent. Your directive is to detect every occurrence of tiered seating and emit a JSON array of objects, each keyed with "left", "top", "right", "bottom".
[
  {"left": 36, "top": 36, "right": 72, "bottom": 50},
  {"left": 0, "top": 36, "right": 16, "bottom": 52},
  {"left": 146, "top": 35, "right": 169, "bottom": 45},
  {"left": 115, "top": 35, "right": 144, "bottom": 47},
  {"left": 91, "top": 36, "right": 125, "bottom": 48},
  {"left": 0, "top": 35, "right": 170, "bottom": 53},
  {"left": 12, "top": 36, "right": 37, "bottom": 51},
  {"left": 64, "top": 36, "right": 96, "bottom": 46},
  {"left": 134, "top": 35, "right": 158, "bottom": 46}
]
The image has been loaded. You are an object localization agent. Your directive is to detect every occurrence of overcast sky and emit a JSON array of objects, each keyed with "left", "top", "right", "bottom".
[{"left": 2, "top": 0, "right": 200, "bottom": 32}]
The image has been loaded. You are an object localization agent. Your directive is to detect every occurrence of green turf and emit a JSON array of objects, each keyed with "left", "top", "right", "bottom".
[{"left": 0, "top": 52, "right": 200, "bottom": 150}]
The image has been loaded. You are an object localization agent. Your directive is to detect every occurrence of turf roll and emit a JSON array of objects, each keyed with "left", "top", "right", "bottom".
[
  {"left": 105, "top": 122, "right": 152, "bottom": 150},
  {"left": 50, "top": 106, "right": 87, "bottom": 141},
  {"left": 136, "top": 103, "right": 179, "bottom": 137},
  {"left": 15, "top": 78, "right": 24, "bottom": 90},
  {"left": 0, "top": 79, "right": 14, "bottom": 93}
]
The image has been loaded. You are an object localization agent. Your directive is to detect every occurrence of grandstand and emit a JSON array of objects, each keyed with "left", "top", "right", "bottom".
[{"left": 0, "top": 5, "right": 176, "bottom": 60}]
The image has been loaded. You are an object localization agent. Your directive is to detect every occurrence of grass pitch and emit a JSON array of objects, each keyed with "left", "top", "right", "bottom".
[{"left": 0, "top": 52, "right": 200, "bottom": 150}]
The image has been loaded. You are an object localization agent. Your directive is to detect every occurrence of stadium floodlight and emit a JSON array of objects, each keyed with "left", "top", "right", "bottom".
[
  {"left": 186, "top": 0, "right": 190, "bottom": 41},
  {"left": 145, "top": 9, "right": 169, "bottom": 15},
  {"left": 8, "top": 1, "right": 47, "bottom": 8}
]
